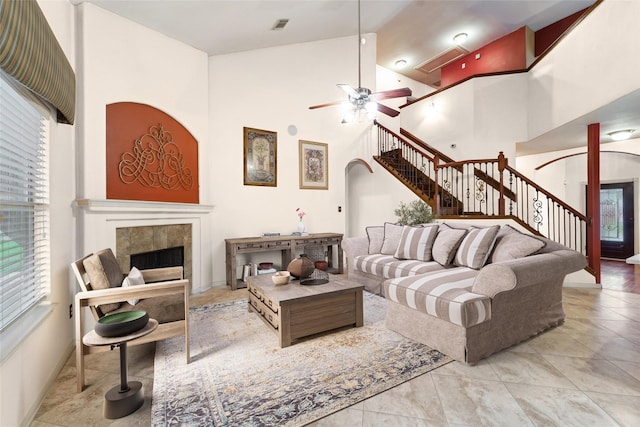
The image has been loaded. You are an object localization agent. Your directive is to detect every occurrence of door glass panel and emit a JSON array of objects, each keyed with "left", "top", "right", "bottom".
[{"left": 600, "top": 188, "right": 623, "bottom": 242}]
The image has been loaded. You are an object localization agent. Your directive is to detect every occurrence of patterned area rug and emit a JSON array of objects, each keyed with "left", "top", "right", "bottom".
[{"left": 152, "top": 292, "right": 451, "bottom": 426}]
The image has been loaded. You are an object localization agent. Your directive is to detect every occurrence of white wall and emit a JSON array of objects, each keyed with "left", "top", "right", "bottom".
[
  {"left": 208, "top": 34, "right": 379, "bottom": 282},
  {"left": 346, "top": 156, "right": 422, "bottom": 237},
  {"left": 0, "top": 1, "right": 77, "bottom": 426},
  {"left": 76, "top": 2, "right": 209, "bottom": 203},
  {"left": 400, "top": 73, "right": 528, "bottom": 163},
  {"left": 527, "top": 0, "right": 640, "bottom": 140}
]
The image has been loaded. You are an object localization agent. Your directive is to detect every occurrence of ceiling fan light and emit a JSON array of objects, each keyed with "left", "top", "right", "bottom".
[
  {"left": 342, "top": 109, "right": 356, "bottom": 124},
  {"left": 364, "top": 100, "right": 377, "bottom": 113},
  {"left": 608, "top": 129, "right": 635, "bottom": 141},
  {"left": 453, "top": 32, "right": 468, "bottom": 44}
]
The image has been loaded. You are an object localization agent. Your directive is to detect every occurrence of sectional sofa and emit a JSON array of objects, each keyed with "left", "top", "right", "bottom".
[{"left": 342, "top": 222, "right": 587, "bottom": 364}]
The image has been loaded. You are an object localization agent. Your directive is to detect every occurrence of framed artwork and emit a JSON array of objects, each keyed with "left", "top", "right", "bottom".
[
  {"left": 244, "top": 127, "right": 277, "bottom": 187},
  {"left": 299, "top": 140, "right": 328, "bottom": 190}
]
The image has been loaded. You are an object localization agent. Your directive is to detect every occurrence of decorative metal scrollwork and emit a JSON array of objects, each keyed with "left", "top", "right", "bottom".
[
  {"left": 475, "top": 177, "right": 486, "bottom": 204},
  {"left": 508, "top": 174, "right": 514, "bottom": 215},
  {"left": 533, "top": 197, "right": 544, "bottom": 230},
  {"left": 442, "top": 179, "right": 452, "bottom": 204},
  {"left": 118, "top": 124, "right": 194, "bottom": 190}
]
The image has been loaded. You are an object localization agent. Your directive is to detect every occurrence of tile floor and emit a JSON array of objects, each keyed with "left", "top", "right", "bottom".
[{"left": 32, "top": 262, "right": 640, "bottom": 426}]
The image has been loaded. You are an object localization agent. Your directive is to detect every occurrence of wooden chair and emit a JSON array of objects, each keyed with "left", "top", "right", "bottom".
[{"left": 72, "top": 252, "right": 190, "bottom": 392}]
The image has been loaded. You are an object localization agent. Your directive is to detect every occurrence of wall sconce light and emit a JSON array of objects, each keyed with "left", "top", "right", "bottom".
[
  {"left": 453, "top": 32, "right": 468, "bottom": 44},
  {"left": 608, "top": 129, "right": 635, "bottom": 141}
]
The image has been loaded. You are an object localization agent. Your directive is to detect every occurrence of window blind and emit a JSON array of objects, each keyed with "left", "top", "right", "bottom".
[
  {"left": 0, "top": 73, "right": 50, "bottom": 332},
  {"left": 0, "top": 0, "right": 76, "bottom": 124}
]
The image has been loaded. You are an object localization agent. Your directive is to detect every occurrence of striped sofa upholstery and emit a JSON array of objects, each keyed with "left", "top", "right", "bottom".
[
  {"left": 353, "top": 254, "right": 444, "bottom": 279},
  {"left": 384, "top": 267, "right": 491, "bottom": 328}
]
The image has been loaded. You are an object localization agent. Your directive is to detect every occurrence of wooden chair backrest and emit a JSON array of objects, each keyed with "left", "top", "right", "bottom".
[{"left": 70, "top": 253, "right": 102, "bottom": 320}]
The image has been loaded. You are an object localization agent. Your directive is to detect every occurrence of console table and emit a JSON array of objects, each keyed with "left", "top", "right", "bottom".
[{"left": 225, "top": 233, "right": 343, "bottom": 290}]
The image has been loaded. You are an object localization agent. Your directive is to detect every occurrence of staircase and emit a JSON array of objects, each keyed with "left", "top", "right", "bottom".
[{"left": 374, "top": 121, "right": 591, "bottom": 270}]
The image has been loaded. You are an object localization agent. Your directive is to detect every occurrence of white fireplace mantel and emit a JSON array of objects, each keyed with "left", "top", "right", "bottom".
[
  {"left": 74, "top": 198, "right": 215, "bottom": 293},
  {"left": 74, "top": 198, "right": 215, "bottom": 214}
]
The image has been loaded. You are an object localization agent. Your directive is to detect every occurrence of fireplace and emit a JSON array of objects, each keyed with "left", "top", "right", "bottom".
[
  {"left": 74, "top": 198, "right": 214, "bottom": 293},
  {"left": 130, "top": 246, "right": 184, "bottom": 271},
  {"left": 116, "top": 224, "right": 192, "bottom": 285}
]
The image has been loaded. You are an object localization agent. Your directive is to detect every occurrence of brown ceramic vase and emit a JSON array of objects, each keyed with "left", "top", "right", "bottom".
[{"left": 287, "top": 254, "right": 315, "bottom": 278}]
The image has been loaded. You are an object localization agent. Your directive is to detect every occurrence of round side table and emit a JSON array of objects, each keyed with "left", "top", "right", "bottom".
[{"left": 83, "top": 318, "right": 158, "bottom": 419}]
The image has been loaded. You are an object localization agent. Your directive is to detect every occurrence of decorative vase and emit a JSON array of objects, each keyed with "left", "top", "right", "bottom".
[
  {"left": 314, "top": 260, "right": 328, "bottom": 271},
  {"left": 287, "top": 254, "right": 315, "bottom": 279},
  {"left": 297, "top": 220, "right": 305, "bottom": 233}
]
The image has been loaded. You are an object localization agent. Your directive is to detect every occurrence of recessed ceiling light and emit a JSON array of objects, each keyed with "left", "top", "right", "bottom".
[
  {"left": 394, "top": 59, "right": 407, "bottom": 69},
  {"left": 608, "top": 129, "right": 635, "bottom": 141},
  {"left": 453, "top": 32, "right": 468, "bottom": 44}
]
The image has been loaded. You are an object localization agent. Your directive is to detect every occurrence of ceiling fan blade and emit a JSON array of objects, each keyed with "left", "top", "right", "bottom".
[
  {"left": 309, "top": 100, "right": 345, "bottom": 110},
  {"left": 337, "top": 84, "right": 359, "bottom": 98},
  {"left": 376, "top": 103, "right": 400, "bottom": 117},
  {"left": 372, "top": 87, "right": 412, "bottom": 101}
]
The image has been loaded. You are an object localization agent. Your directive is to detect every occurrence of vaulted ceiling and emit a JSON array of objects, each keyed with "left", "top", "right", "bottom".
[
  {"left": 72, "top": 0, "right": 640, "bottom": 155},
  {"left": 72, "top": 0, "right": 594, "bottom": 87}
]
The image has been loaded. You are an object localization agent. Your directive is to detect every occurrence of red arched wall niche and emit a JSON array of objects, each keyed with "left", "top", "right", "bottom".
[{"left": 106, "top": 102, "right": 199, "bottom": 203}]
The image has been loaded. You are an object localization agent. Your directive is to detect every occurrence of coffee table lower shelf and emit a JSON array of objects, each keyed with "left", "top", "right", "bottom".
[{"left": 247, "top": 275, "right": 363, "bottom": 347}]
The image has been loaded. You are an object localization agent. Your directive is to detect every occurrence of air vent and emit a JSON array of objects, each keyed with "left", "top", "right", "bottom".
[
  {"left": 414, "top": 46, "right": 469, "bottom": 74},
  {"left": 272, "top": 19, "right": 289, "bottom": 31}
]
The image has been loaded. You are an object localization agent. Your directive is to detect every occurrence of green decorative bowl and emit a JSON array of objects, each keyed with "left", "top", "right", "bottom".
[{"left": 95, "top": 310, "right": 149, "bottom": 337}]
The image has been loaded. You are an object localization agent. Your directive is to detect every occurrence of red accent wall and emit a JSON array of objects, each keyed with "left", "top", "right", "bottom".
[
  {"left": 534, "top": 8, "right": 588, "bottom": 56},
  {"left": 441, "top": 27, "right": 528, "bottom": 87},
  {"left": 106, "top": 102, "right": 199, "bottom": 203}
]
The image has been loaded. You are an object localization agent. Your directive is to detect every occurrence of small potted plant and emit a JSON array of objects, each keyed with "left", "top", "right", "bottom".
[{"left": 394, "top": 200, "right": 435, "bottom": 225}]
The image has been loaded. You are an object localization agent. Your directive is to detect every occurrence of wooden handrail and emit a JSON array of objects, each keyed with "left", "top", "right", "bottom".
[
  {"left": 399, "top": 127, "right": 454, "bottom": 163},
  {"left": 375, "top": 121, "right": 435, "bottom": 163},
  {"left": 373, "top": 121, "right": 589, "bottom": 260},
  {"left": 504, "top": 164, "right": 587, "bottom": 221}
]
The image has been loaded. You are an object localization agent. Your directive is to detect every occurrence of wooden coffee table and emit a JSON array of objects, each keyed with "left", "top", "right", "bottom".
[{"left": 247, "top": 274, "right": 364, "bottom": 347}]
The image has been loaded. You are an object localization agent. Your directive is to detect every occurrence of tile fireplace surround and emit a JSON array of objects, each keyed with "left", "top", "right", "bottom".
[
  {"left": 74, "top": 199, "right": 214, "bottom": 294},
  {"left": 116, "top": 224, "right": 192, "bottom": 284}
]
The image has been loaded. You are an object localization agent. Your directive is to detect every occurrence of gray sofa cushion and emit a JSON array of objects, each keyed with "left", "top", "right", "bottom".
[
  {"left": 366, "top": 225, "right": 385, "bottom": 254},
  {"left": 432, "top": 225, "right": 467, "bottom": 266},
  {"left": 380, "top": 222, "right": 403, "bottom": 255},
  {"left": 454, "top": 225, "right": 500, "bottom": 269},
  {"left": 489, "top": 225, "right": 546, "bottom": 262},
  {"left": 385, "top": 267, "right": 491, "bottom": 328},
  {"left": 394, "top": 224, "right": 439, "bottom": 261},
  {"left": 354, "top": 254, "right": 444, "bottom": 279}
]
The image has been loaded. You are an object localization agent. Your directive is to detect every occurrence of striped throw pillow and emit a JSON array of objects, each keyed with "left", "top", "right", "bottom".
[
  {"left": 454, "top": 225, "right": 500, "bottom": 269},
  {"left": 394, "top": 225, "right": 439, "bottom": 261}
]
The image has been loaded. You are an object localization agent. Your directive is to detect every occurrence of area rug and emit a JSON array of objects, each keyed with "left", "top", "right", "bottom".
[{"left": 152, "top": 292, "right": 451, "bottom": 426}]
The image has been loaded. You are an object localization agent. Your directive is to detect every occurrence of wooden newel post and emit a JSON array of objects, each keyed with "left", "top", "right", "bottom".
[
  {"left": 434, "top": 154, "right": 440, "bottom": 216},
  {"left": 497, "top": 151, "right": 507, "bottom": 216}
]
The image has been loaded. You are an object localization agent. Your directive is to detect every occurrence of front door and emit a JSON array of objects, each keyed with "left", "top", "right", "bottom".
[{"left": 600, "top": 182, "right": 634, "bottom": 259}]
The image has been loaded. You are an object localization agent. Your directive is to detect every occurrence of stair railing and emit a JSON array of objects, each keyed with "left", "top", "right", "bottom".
[
  {"left": 503, "top": 164, "right": 588, "bottom": 254},
  {"left": 375, "top": 123, "right": 439, "bottom": 201},
  {"left": 374, "top": 122, "right": 588, "bottom": 256}
]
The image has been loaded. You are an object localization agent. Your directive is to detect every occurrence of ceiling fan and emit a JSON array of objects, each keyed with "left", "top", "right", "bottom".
[{"left": 308, "top": 0, "right": 412, "bottom": 122}]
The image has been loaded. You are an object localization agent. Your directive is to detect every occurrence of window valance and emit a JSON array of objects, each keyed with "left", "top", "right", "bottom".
[{"left": 0, "top": 0, "right": 76, "bottom": 124}]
